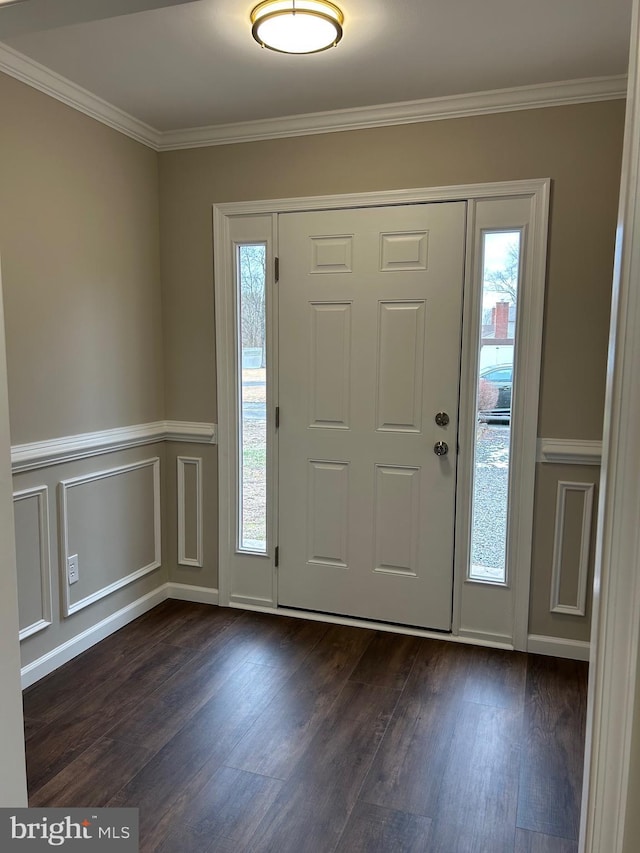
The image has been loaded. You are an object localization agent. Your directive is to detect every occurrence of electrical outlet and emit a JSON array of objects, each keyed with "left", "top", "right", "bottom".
[{"left": 67, "top": 554, "right": 79, "bottom": 585}]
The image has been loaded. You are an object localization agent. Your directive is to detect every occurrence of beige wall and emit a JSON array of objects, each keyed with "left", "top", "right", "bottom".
[
  {"left": 0, "top": 72, "right": 164, "bottom": 444},
  {"left": 0, "top": 70, "right": 168, "bottom": 676},
  {"left": 159, "top": 100, "right": 624, "bottom": 438},
  {"left": 159, "top": 101, "right": 624, "bottom": 626}
]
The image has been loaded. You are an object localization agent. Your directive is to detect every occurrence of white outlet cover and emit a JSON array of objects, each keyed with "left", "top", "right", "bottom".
[{"left": 67, "top": 554, "right": 79, "bottom": 585}]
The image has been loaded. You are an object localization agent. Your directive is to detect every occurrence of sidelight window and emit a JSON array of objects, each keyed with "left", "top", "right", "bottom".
[
  {"left": 236, "top": 243, "right": 268, "bottom": 554},
  {"left": 469, "top": 231, "right": 521, "bottom": 584}
]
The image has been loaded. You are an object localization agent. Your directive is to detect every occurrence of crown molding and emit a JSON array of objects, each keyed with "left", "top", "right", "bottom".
[
  {"left": 158, "top": 75, "right": 628, "bottom": 150},
  {"left": 0, "top": 41, "right": 161, "bottom": 149},
  {"left": 0, "top": 38, "right": 627, "bottom": 152}
]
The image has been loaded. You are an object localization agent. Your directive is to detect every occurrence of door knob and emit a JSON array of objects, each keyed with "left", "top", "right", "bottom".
[
  {"left": 434, "top": 441, "right": 449, "bottom": 457},
  {"left": 435, "top": 412, "right": 450, "bottom": 427}
]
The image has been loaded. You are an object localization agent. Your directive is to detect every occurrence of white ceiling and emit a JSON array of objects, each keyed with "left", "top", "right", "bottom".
[{"left": 0, "top": 0, "right": 633, "bottom": 133}]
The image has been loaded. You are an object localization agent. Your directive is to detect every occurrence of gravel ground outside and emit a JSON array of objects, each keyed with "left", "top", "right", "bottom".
[
  {"left": 240, "top": 369, "right": 267, "bottom": 548},
  {"left": 471, "top": 423, "right": 510, "bottom": 580},
  {"left": 240, "top": 368, "right": 510, "bottom": 575}
]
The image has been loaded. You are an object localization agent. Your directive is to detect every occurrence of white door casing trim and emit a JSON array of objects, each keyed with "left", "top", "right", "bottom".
[
  {"left": 452, "top": 191, "right": 550, "bottom": 650},
  {"left": 580, "top": 2, "right": 640, "bottom": 849},
  {"left": 214, "top": 179, "right": 550, "bottom": 648}
]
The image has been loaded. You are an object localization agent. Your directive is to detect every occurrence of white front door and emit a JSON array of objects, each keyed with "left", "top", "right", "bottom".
[{"left": 277, "top": 202, "right": 466, "bottom": 630}]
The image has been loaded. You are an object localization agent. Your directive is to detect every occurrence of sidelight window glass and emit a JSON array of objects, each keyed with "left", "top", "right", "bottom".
[
  {"left": 237, "top": 243, "right": 267, "bottom": 553},
  {"left": 469, "top": 231, "right": 521, "bottom": 583}
]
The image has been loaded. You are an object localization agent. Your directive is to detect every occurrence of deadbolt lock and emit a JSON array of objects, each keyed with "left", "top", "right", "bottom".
[{"left": 435, "top": 412, "right": 450, "bottom": 427}]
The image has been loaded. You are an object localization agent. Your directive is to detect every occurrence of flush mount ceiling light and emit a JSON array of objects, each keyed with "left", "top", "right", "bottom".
[{"left": 251, "top": 0, "right": 344, "bottom": 54}]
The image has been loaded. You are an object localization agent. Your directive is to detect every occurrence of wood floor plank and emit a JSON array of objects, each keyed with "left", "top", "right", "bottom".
[
  {"left": 348, "top": 631, "right": 421, "bottom": 690},
  {"left": 29, "top": 737, "right": 153, "bottom": 808},
  {"left": 109, "top": 661, "right": 288, "bottom": 850},
  {"left": 21, "top": 600, "right": 191, "bottom": 724},
  {"left": 404, "top": 638, "right": 476, "bottom": 701},
  {"left": 426, "top": 701, "right": 522, "bottom": 852},
  {"left": 159, "top": 603, "right": 242, "bottom": 650},
  {"left": 464, "top": 647, "right": 528, "bottom": 709},
  {"left": 23, "top": 717, "right": 44, "bottom": 742},
  {"left": 235, "top": 611, "right": 331, "bottom": 672},
  {"left": 187, "top": 766, "right": 283, "bottom": 843},
  {"left": 246, "top": 681, "right": 399, "bottom": 853},
  {"left": 26, "top": 642, "right": 195, "bottom": 793},
  {"left": 155, "top": 828, "right": 236, "bottom": 853},
  {"left": 359, "top": 691, "right": 461, "bottom": 816},
  {"left": 109, "top": 612, "right": 327, "bottom": 757},
  {"left": 225, "top": 624, "right": 375, "bottom": 779},
  {"left": 515, "top": 828, "right": 578, "bottom": 853},
  {"left": 517, "top": 656, "right": 588, "bottom": 840},
  {"left": 155, "top": 765, "right": 283, "bottom": 851},
  {"left": 359, "top": 640, "right": 473, "bottom": 816},
  {"left": 336, "top": 802, "right": 432, "bottom": 853}
]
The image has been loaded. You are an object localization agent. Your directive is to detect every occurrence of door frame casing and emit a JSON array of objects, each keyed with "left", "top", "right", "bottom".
[{"left": 213, "top": 178, "right": 550, "bottom": 650}]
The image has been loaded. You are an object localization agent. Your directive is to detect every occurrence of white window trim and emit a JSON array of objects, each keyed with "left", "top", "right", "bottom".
[{"left": 213, "top": 178, "right": 550, "bottom": 649}]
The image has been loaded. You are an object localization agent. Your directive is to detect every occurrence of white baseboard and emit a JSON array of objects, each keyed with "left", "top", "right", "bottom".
[
  {"left": 20, "top": 585, "right": 169, "bottom": 689},
  {"left": 527, "top": 633, "right": 591, "bottom": 661},
  {"left": 20, "top": 582, "right": 221, "bottom": 689},
  {"left": 166, "top": 583, "right": 219, "bottom": 605}
]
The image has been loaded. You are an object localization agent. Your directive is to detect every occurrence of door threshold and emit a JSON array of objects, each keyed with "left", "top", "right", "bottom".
[{"left": 227, "top": 599, "right": 514, "bottom": 650}]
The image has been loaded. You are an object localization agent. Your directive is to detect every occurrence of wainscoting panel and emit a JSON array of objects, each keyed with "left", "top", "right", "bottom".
[
  {"left": 550, "top": 481, "right": 594, "bottom": 616},
  {"left": 13, "top": 485, "right": 52, "bottom": 640},
  {"left": 177, "top": 456, "right": 203, "bottom": 567},
  {"left": 59, "top": 457, "right": 161, "bottom": 617}
]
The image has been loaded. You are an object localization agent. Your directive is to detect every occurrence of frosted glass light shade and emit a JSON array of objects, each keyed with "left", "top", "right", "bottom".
[{"left": 251, "top": 1, "right": 344, "bottom": 54}]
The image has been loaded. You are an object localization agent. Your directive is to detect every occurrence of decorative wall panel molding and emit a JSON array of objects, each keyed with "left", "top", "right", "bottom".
[
  {"left": 13, "top": 485, "right": 52, "bottom": 641},
  {"left": 538, "top": 438, "right": 602, "bottom": 465},
  {"left": 11, "top": 420, "right": 217, "bottom": 472},
  {"left": 550, "top": 480, "right": 595, "bottom": 616},
  {"left": 59, "top": 457, "right": 161, "bottom": 617},
  {"left": 177, "top": 456, "right": 203, "bottom": 568}
]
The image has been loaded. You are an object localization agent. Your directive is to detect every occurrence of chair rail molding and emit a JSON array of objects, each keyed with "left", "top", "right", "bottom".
[
  {"left": 11, "top": 421, "right": 217, "bottom": 473},
  {"left": 538, "top": 438, "right": 602, "bottom": 465}
]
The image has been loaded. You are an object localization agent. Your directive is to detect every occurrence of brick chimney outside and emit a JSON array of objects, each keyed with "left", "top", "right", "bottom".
[{"left": 495, "top": 300, "right": 510, "bottom": 339}]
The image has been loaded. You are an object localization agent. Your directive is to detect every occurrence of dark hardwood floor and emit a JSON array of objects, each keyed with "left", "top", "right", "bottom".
[{"left": 22, "top": 600, "right": 588, "bottom": 852}]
